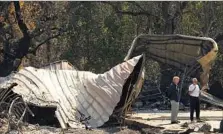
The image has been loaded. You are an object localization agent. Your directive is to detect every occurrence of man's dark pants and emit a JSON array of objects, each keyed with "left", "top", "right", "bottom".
[{"left": 189, "top": 96, "right": 200, "bottom": 121}]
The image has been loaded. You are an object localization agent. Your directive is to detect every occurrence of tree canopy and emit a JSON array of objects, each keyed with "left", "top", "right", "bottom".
[{"left": 0, "top": 1, "right": 222, "bottom": 85}]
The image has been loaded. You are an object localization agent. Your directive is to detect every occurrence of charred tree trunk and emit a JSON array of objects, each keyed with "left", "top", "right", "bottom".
[
  {"left": 161, "top": 1, "right": 187, "bottom": 34},
  {"left": 14, "top": 1, "right": 31, "bottom": 58},
  {"left": 162, "top": 2, "right": 174, "bottom": 34},
  {"left": 0, "top": 2, "right": 31, "bottom": 77}
]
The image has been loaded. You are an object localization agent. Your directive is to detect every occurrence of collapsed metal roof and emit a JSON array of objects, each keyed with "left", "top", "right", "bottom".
[
  {"left": 40, "top": 60, "right": 77, "bottom": 70},
  {"left": 0, "top": 55, "right": 145, "bottom": 129},
  {"left": 124, "top": 34, "right": 218, "bottom": 92},
  {"left": 125, "top": 34, "right": 218, "bottom": 69}
]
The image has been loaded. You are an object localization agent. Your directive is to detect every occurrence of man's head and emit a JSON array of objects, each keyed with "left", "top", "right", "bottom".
[
  {"left": 192, "top": 78, "right": 198, "bottom": 84},
  {"left": 173, "top": 76, "right": 180, "bottom": 85}
]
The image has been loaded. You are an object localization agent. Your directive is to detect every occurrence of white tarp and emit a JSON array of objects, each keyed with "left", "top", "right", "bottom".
[{"left": 0, "top": 55, "right": 143, "bottom": 128}]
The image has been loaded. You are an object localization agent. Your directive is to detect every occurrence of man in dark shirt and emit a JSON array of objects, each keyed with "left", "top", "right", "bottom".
[{"left": 167, "top": 76, "right": 180, "bottom": 124}]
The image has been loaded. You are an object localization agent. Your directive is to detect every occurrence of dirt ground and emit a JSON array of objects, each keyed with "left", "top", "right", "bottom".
[
  {"left": 0, "top": 119, "right": 141, "bottom": 134},
  {"left": 1, "top": 110, "right": 222, "bottom": 134},
  {"left": 129, "top": 109, "right": 222, "bottom": 130},
  {"left": 1, "top": 126, "right": 141, "bottom": 134},
  {"left": 127, "top": 109, "right": 223, "bottom": 133}
]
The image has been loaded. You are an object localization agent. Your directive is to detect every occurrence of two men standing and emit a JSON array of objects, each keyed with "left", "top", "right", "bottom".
[{"left": 167, "top": 76, "right": 201, "bottom": 124}]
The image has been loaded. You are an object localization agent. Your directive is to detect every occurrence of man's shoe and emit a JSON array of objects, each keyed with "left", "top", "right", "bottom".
[
  {"left": 171, "top": 121, "right": 177, "bottom": 124},
  {"left": 197, "top": 119, "right": 202, "bottom": 122},
  {"left": 171, "top": 121, "right": 180, "bottom": 124},
  {"left": 191, "top": 120, "right": 195, "bottom": 123}
]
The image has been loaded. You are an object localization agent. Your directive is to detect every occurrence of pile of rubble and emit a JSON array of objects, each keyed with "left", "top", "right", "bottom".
[{"left": 0, "top": 117, "right": 141, "bottom": 134}]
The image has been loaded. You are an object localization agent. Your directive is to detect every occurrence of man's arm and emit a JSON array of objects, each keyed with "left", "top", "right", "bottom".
[
  {"left": 188, "top": 84, "right": 194, "bottom": 95},
  {"left": 197, "top": 84, "right": 201, "bottom": 95},
  {"left": 188, "top": 84, "right": 193, "bottom": 91},
  {"left": 167, "top": 84, "right": 173, "bottom": 98},
  {"left": 198, "top": 82, "right": 201, "bottom": 89}
]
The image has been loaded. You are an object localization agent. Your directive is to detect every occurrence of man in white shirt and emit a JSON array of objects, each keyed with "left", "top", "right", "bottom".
[{"left": 188, "top": 78, "right": 201, "bottom": 122}]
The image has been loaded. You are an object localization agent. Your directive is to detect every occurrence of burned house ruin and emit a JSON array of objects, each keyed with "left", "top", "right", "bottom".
[{"left": 0, "top": 34, "right": 222, "bottom": 130}]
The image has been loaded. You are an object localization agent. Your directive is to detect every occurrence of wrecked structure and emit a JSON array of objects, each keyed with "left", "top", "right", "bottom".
[
  {"left": 124, "top": 34, "right": 221, "bottom": 108},
  {"left": 125, "top": 34, "right": 218, "bottom": 91},
  {"left": 0, "top": 55, "right": 145, "bottom": 129},
  {"left": 0, "top": 34, "right": 221, "bottom": 130}
]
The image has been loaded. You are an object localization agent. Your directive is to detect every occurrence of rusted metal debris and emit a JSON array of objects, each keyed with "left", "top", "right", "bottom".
[{"left": 0, "top": 55, "right": 145, "bottom": 129}]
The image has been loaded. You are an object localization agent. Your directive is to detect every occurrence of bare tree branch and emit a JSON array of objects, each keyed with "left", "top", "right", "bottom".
[
  {"left": 14, "top": 2, "right": 29, "bottom": 37},
  {"left": 116, "top": 11, "right": 154, "bottom": 17},
  {"left": 28, "top": 33, "right": 62, "bottom": 55},
  {"left": 205, "top": 19, "right": 216, "bottom": 37},
  {"left": 127, "top": 1, "right": 146, "bottom": 12},
  {"left": 204, "top": 2, "right": 216, "bottom": 37},
  {"left": 13, "top": 1, "right": 31, "bottom": 59},
  {"left": 192, "top": 29, "right": 203, "bottom": 36},
  {"left": 102, "top": 1, "right": 163, "bottom": 20},
  {"left": 30, "top": 27, "right": 62, "bottom": 38}
]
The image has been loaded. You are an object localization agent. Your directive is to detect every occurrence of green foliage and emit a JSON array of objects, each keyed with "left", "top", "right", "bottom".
[
  {"left": 53, "top": 1, "right": 223, "bottom": 84},
  {"left": 61, "top": 2, "right": 136, "bottom": 73},
  {"left": 181, "top": 2, "right": 203, "bottom": 36},
  {"left": 1, "top": 1, "right": 223, "bottom": 84}
]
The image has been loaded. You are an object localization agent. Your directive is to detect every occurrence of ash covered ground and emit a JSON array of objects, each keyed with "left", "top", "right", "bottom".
[{"left": 0, "top": 118, "right": 142, "bottom": 134}]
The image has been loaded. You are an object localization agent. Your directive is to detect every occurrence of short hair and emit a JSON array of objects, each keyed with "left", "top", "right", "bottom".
[
  {"left": 192, "top": 78, "right": 198, "bottom": 82},
  {"left": 173, "top": 76, "right": 180, "bottom": 81}
]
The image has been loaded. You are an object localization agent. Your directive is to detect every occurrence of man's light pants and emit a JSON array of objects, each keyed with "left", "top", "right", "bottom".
[{"left": 171, "top": 100, "right": 179, "bottom": 122}]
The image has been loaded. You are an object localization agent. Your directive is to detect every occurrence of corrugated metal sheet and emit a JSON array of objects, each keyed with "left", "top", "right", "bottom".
[
  {"left": 125, "top": 34, "right": 218, "bottom": 69},
  {"left": 124, "top": 34, "right": 218, "bottom": 91},
  {"left": 0, "top": 55, "right": 144, "bottom": 128},
  {"left": 41, "top": 60, "right": 76, "bottom": 70}
]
